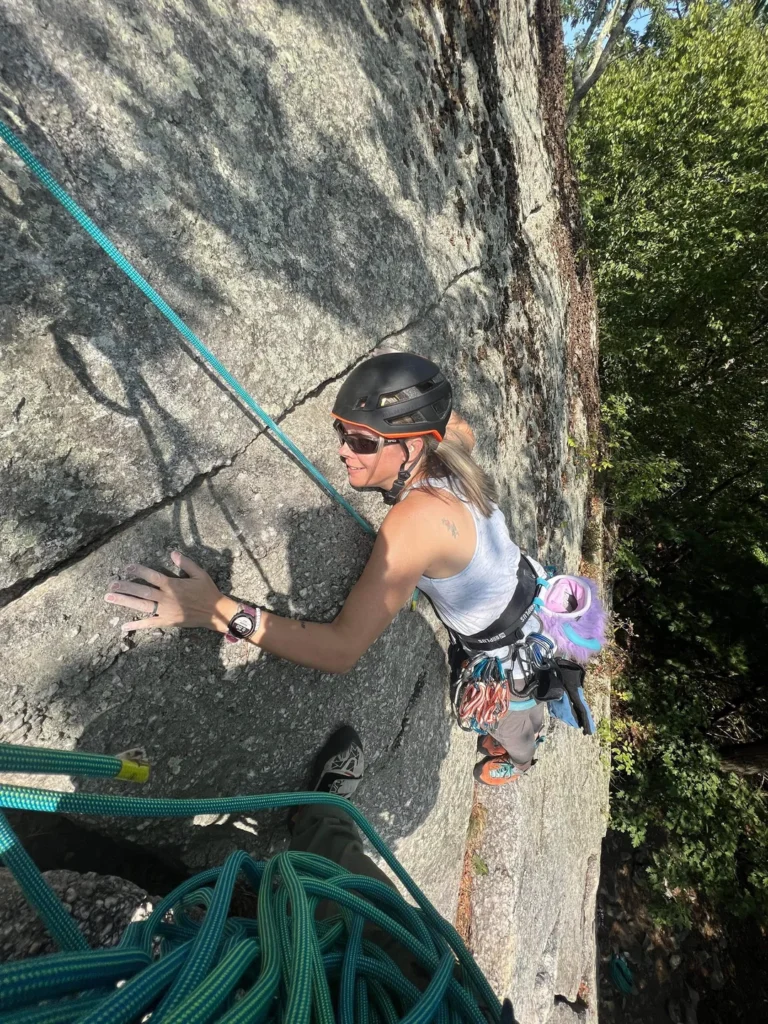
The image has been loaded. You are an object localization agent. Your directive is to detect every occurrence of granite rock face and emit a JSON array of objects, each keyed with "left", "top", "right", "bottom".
[
  {"left": 0, "top": 0, "right": 598, "bottom": 972},
  {"left": 0, "top": 868, "right": 154, "bottom": 960},
  {"left": 470, "top": 721, "right": 608, "bottom": 1024}
]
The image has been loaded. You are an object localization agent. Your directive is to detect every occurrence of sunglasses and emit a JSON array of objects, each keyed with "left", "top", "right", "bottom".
[{"left": 333, "top": 420, "right": 401, "bottom": 456}]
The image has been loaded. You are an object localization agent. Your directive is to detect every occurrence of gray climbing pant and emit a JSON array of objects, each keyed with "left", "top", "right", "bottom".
[
  {"left": 289, "top": 803, "right": 429, "bottom": 988},
  {"left": 289, "top": 803, "right": 396, "bottom": 891},
  {"left": 489, "top": 701, "right": 545, "bottom": 769}
]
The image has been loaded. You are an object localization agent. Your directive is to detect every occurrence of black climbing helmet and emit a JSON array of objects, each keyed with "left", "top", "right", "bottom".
[{"left": 331, "top": 352, "right": 453, "bottom": 441}]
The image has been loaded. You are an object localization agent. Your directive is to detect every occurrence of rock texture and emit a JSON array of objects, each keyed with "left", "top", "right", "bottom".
[
  {"left": 471, "top": 722, "right": 608, "bottom": 1024},
  {"left": 0, "top": 0, "right": 601, "bottom": 999},
  {"left": 467, "top": 493, "right": 610, "bottom": 1024},
  {"left": 0, "top": 868, "right": 154, "bottom": 960}
]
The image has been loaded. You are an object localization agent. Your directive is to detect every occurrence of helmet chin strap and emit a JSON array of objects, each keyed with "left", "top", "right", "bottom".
[{"left": 382, "top": 442, "right": 423, "bottom": 505}]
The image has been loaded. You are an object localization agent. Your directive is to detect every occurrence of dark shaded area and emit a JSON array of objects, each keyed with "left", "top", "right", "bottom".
[
  {"left": 0, "top": 504, "right": 455, "bottom": 913},
  {"left": 597, "top": 829, "right": 768, "bottom": 1024},
  {"left": 718, "top": 739, "right": 768, "bottom": 776},
  {"left": 27, "top": 504, "right": 453, "bottom": 873},
  {"left": 4, "top": 808, "right": 190, "bottom": 896}
]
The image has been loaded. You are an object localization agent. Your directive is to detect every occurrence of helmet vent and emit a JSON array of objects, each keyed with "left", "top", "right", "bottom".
[
  {"left": 378, "top": 392, "right": 402, "bottom": 407},
  {"left": 387, "top": 412, "right": 420, "bottom": 425},
  {"left": 378, "top": 377, "right": 439, "bottom": 408},
  {"left": 354, "top": 396, "right": 368, "bottom": 409}
]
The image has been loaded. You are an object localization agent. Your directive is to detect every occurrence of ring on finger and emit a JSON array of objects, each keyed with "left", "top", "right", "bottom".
[{"left": 151, "top": 601, "right": 158, "bottom": 615}]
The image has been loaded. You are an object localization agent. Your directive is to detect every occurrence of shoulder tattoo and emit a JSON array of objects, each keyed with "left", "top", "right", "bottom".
[{"left": 441, "top": 517, "right": 459, "bottom": 539}]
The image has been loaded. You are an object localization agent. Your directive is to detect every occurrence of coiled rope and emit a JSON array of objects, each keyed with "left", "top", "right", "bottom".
[
  {"left": 0, "top": 742, "right": 502, "bottom": 1023},
  {"left": 0, "top": 119, "right": 373, "bottom": 539}
]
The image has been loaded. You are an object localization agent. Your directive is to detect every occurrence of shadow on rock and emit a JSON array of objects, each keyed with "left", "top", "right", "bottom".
[
  {"left": 0, "top": 0, "right": 450, "bottom": 588},
  {"left": 35, "top": 509, "right": 460, "bottom": 885}
]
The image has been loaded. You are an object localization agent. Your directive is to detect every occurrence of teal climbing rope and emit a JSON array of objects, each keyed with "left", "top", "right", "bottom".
[
  {"left": 0, "top": 742, "right": 502, "bottom": 1023},
  {"left": 0, "top": 119, "right": 374, "bottom": 538}
]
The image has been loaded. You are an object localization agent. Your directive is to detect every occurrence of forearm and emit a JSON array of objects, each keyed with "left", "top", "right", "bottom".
[{"left": 217, "top": 596, "right": 355, "bottom": 674}]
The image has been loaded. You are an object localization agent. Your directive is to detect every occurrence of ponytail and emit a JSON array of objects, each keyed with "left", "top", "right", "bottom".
[{"left": 418, "top": 436, "right": 498, "bottom": 518}]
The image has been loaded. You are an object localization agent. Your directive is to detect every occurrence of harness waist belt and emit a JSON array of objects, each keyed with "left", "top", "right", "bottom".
[{"left": 454, "top": 556, "right": 539, "bottom": 652}]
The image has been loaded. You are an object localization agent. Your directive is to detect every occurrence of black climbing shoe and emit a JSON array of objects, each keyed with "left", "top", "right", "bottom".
[{"left": 309, "top": 725, "right": 365, "bottom": 799}]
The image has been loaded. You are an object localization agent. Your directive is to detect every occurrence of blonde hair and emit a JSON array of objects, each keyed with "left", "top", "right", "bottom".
[{"left": 417, "top": 435, "right": 498, "bottom": 518}]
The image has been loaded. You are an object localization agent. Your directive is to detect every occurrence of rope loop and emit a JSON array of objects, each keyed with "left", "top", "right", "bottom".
[{"left": 0, "top": 742, "right": 502, "bottom": 1022}]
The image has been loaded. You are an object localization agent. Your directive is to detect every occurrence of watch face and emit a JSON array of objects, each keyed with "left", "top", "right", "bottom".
[{"left": 231, "top": 613, "right": 255, "bottom": 637}]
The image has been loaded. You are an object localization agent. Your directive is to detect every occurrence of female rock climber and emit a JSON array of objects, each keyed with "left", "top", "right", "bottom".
[{"left": 104, "top": 352, "right": 549, "bottom": 786}]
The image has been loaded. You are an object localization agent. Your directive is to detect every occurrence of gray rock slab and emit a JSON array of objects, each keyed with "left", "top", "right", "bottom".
[
  {"left": 1, "top": 0, "right": 482, "bottom": 592},
  {"left": 0, "top": 0, "right": 599, "bottom": 980},
  {"left": 0, "top": 867, "right": 154, "bottom": 959},
  {"left": 470, "top": 721, "right": 609, "bottom": 1024},
  {"left": 1, "top": 0, "right": 594, "bottom": 596},
  {"left": 0, "top": 385, "right": 477, "bottom": 920}
]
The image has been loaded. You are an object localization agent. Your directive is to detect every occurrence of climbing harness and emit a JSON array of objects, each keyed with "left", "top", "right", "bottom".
[
  {"left": 448, "top": 557, "right": 550, "bottom": 732},
  {"left": 0, "top": 741, "right": 505, "bottom": 1023},
  {"left": 0, "top": 119, "right": 373, "bottom": 539},
  {"left": 449, "top": 561, "right": 605, "bottom": 736},
  {"left": 448, "top": 557, "right": 543, "bottom": 654}
]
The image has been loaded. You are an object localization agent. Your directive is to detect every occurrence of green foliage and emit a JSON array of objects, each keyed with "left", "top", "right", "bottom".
[
  {"left": 471, "top": 854, "right": 489, "bottom": 877},
  {"left": 573, "top": 1, "right": 768, "bottom": 924},
  {"left": 609, "top": 668, "right": 768, "bottom": 926}
]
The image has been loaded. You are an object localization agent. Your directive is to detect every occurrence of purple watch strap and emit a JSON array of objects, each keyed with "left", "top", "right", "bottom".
[{"left": 225, "top": 603, "right": 257, "bottom": 644}]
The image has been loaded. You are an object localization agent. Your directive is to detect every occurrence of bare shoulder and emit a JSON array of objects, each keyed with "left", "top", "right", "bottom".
[
  {"left": 383, "top": 485, "right": 476, "bottom": 577},
  {"left": 383, "top": 486, "right": 468, "bottom": 533}
]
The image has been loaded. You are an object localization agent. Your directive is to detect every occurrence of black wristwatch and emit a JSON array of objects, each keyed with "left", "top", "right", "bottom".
[{"left": 225, "top": 603, "right": 260, "bottom": 644}]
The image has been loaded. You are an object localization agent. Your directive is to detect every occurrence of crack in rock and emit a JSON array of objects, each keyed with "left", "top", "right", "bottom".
[
  {"left": 2, "top": 263, "right": 484, "bottom": 612},
  {"left": 0, "top": 429, "right": 266, "bottom": 610},
  {"left": 366, "top": 665, "right": 430, "bottom": 783},
  {"left": 288, "top": 264, "right": 483, "bottom": 415},
  {"left": 389, "top": 666, "right": 429, "bottom": 754},
  {"left": 377, "top": 264, "right": 483, "bottom": 344}
]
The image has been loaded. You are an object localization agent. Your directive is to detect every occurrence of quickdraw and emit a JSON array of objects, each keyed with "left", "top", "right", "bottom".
[
  {"left": 452, "top": 654, "right": 510, "bottom": 733},
  {"left": 509, "top": 624, "right": 556, "bottom": 697},
  {"left": 452, "top": 628, "right": 559, "bottom": 733}
]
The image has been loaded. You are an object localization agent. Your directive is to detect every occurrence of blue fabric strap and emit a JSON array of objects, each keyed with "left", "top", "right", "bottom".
[
  {"left": 505, "top": 698, "right": 538, "bottom": 712},
  {"left": 548, "top": 686, "right": 596, "bottom": 733},
  {"left": 0, "top": 119, "right": 374, "bottom": 538}
]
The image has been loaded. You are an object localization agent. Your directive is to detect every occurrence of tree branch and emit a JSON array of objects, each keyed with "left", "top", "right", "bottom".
[
  {"left": 584, "top": 0, "right": 624, "bottom": 81},
  {"left": 567, "top": 0, "right": 640, "bottom": 128},
  {"left": 575, "top": 0, "right": 612, "bottom": 62}
]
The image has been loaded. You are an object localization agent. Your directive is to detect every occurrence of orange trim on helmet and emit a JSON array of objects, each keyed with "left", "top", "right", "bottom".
[{"left": 331, "top": 413, "right": 444, "bottom": 442}]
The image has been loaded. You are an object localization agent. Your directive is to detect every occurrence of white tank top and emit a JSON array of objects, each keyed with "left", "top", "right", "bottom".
[{"left": 406, "top": 478, "right": 544, "bottom": 674}]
